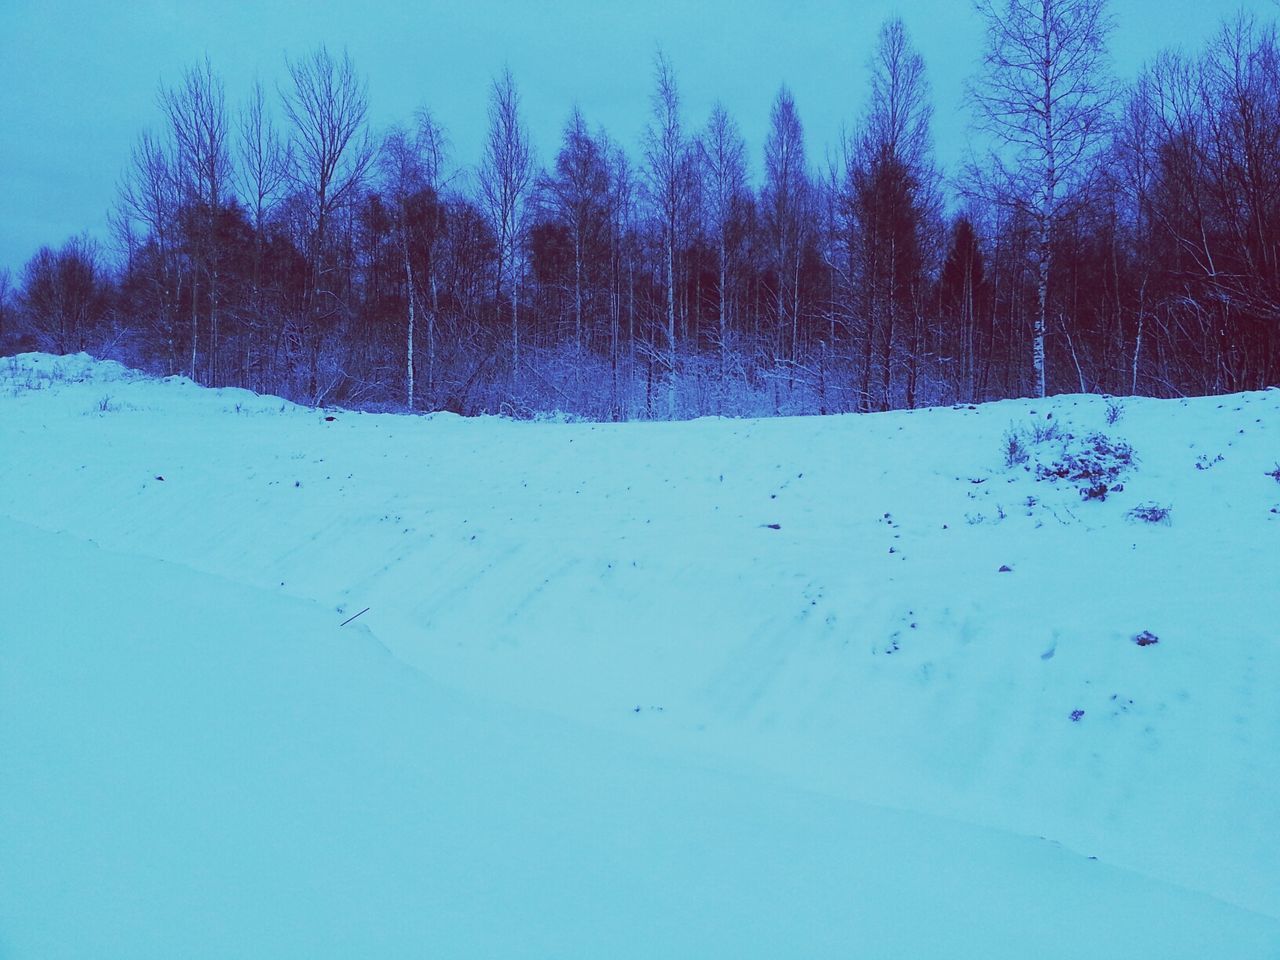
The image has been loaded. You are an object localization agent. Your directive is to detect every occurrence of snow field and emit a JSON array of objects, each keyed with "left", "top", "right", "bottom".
[{"left": 1, "top": 353, "right": 1277, "bottom": 956}]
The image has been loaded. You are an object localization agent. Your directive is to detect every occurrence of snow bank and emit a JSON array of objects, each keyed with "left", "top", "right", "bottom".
[{"left": 3, "top": 519, "right": 1276, "bottom": 959}]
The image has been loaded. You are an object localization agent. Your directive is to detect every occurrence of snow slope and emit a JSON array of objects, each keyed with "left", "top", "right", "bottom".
[{"left": 2, "top": 352, "right": 1278, "bottom": 956}]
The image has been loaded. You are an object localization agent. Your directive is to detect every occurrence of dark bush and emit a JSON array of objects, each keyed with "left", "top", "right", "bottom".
[{"left": 1034, "top": 432, "right": 1136, "bottom": 501}]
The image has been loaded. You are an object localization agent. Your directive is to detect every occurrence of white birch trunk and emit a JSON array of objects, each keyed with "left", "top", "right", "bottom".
[{"left": 403, "top": 237, "right": 415, "bottom": 411}]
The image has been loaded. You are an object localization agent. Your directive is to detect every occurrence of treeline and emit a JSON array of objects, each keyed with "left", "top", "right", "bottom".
[{"left": 3, "top": 4, "right": 1278, "bottom": 418}]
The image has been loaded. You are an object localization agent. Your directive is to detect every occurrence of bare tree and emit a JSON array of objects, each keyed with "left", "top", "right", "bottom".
[
  {"left": 235, "top": 79, "right": 290, "bottom": 389},
  {"left": 281, "top": 46, "right": 375, "bottom": 399},
  {"left": 763, "top": 87, "right": 810, "bottom": 365},
  {"left": 643, "top": 50, "right": 691, "bottom": 415},
  {"left": 381, "top": 126, "right": 426, "bottom": 409},
  {"left": 849, "top": 17, "right": 940, "bottom": 409},
  {"left": 238, "top": 80, "right": 290, "bottom": 241},
  {"left": 377, "top": 112, "right": 451, "bottom": 410},
  {"left": 1110, "top": 69, "right": 1162, "bottom": 394},
  {"left": 282, "top": 47, "right": 374, "bottom": 300},
  {"left": 540, "top": 107, "right": 611, "bottom": 356},
  {"left": 1190, "top": 16, "right": 1280, "bottom": 366},
  {"left": 969, "top": 0, "right": 1116, "bottom": 396},
  {"left": 0, "top": 268, "right": 13, "bottom": 346},
  {"left": 19, "top": 237, "right": 110, "bottom": 354},
  {"left": 477, "top": 68, "right": 535, "bottom": 387},
  {"left": 414, "top": 107, "right": 450, "bottom": 399},
  {"left": 1129, "top": 16, "right": 1280, "bottom": 392},
  {"left": 606, "top": 139, "right": 638, "bottom": 413},
  {"left": 160, "top": 57, "right": 231, "bottom": 383},
  {"left": 113, "top": 131, "right": 184, "bottom": 371},
  {"left": 940, "top": 214, "right": 987, "bottom": 401},
  {"left": 866, "top": 18, "right": 935, "bottom": 179},
  {"left": 700, "top": 103, "right": 748, "bottom": 374}
]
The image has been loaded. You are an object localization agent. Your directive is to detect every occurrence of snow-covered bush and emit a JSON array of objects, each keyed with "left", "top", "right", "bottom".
[
  {"left": 1002, "top": 419, "right": 1136, "bottom": 501},
  {"left": 1126, "top": 502, "right": 1171, "bottom": 524},
  {"left": 1028, "top": 419, "right": 1065, "bottom": 444},
  {"left": 1035, "top": 432, "right": 1135, "bottom": 500},
  {"left": 1002, "top": 430, "right": 1029, "bottom": 468}
]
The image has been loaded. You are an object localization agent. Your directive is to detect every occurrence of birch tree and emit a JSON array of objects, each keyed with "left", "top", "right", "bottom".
[
  {"left": 114, "top": 130, "right": 183, "bottom": 371},
  {"left": 283, "top": 46, "right": 374, "bottom": 259},
  {"left": 850, "top": 18, "right": 939, "bottom": 409},
  {"left": 413, "top": 108, "right": 449, "bottom": 399},
  {"left": 700, "top": 103, "right": 748, "bottom": 373},
  {"left": 281, "top": 46, "right": 375, "bottom": 399},
  {"left": 763, "top": 87, "right": 809, "bottom": 364},
  {"left": 1110, "top": 70, "right": 1160, "bottom": 394},
  {"left": 969, "top": 0, "right": 1115, "bottom": 397},
  {"left": 606, "top": 141, "right": 638, "bottom": 413},
  {"left": 377, "top": 112, "right": 449, "bottom": 409},
  {"left": 161, "top": 57, "right": 231, "bottom": 383},
  {"left": 477, "top": 68, "right": 534, "bottom": 386},
  {"left": 380, "top": 126, "right": 426, "bottom": 409},
  {"left": 643, "top": 50, "right": 690, "bottom": 415},
  {"left": 541, "top": 108, "right": 611, "bottom": 354},
  {"left": 237, "top": 85, "right": 289, "bottom": 286}
]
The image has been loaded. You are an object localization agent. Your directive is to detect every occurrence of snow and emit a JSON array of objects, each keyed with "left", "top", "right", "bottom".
[{"left": 2, "top": 351, "right": 1278, "bottom": 956}]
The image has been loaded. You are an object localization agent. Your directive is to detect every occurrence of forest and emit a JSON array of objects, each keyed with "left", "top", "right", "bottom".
[{"left": 2, "top": 2, "right": 1278, "bottom": 419}]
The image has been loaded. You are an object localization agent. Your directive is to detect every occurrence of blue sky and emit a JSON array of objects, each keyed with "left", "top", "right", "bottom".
[{"left": 0, "top": 0, "right": 1271, "bottom": 276}]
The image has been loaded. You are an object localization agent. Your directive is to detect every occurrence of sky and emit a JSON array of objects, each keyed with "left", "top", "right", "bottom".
[{"left": 0, "top": 0, "right": 1273, "bottom": 278}]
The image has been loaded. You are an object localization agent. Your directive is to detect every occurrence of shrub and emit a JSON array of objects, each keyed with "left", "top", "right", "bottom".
[
  {"left": 1001, "top": 420, "right": 1137, "bottom": 501},
  {"left": 1127, "top": 502, "right": 1172, "bottom": 524},
  {"left": 1003, "top": 429, "right": 1029, "bottom": 467},
  {"left": 1028, "top": 419, "right": 1064, "bottom": 444},
  {"left": 1034, "top": 432, "right": 1135, "bottom": 501}
]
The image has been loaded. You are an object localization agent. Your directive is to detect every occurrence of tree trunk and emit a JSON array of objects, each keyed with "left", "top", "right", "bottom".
[
  {"left": 429, "top": 267, "right": 438, "bottom": 399},
  {"left": 210, "top": 264, "right": 219, "bottom": 388},
  {"left": 666, "top": 232, "right": 676, "bottom": 417},
  {"left": 190, "top": 270, "right": 199, "bottom": 383},
  {"left": 574, "top": 234, "right": 583, "bottom": 354},
  {"left": 403, "top": 234, "right": 416, "bottom": 411},
  {"left": 1036, "top": 20, "right": 1055, "bottom": 400},
  {"left": 512, "top": 263, "right": 520, "bottom": 391},
  {"left": 718, "top": 235, "right": 728, "bottom": 375},
  {"left": 1132, "top": 279, "right": 1146, "bottom": 395}
]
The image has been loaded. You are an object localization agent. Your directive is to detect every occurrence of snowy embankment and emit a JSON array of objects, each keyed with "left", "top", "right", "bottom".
[{"left": 1, "top": 352, "right": 1277, "bottom": 958}]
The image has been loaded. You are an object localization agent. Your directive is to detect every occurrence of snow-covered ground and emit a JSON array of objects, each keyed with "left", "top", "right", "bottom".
[{"left": 2, "top": 352, "right": 1278, "bottom": 957}]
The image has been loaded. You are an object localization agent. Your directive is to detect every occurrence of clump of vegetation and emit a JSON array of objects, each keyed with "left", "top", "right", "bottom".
[
  {"left": 3, "top": 357, "right": 71, "bottom": 397},
  {"left": 1003, "top": 430, "right": 1029, "bottom": 467},
  {"left": 1266, "top": 463, "right": 1280, "bottom": 483},
  {"left": 1037, "top": 435, "right": 1135, "bottom": 502},
  {"left": 1195, "top": 453, "right": 1224, "bottom": 470},
  {"left": 1133, "top": 630, "right": 1160, "bottom": 647},
  {"left": 1032, "top": 420, "right": 1064, "bottom": 444},
  {"left": 1003, "top": 419, "right": 1137, "bottom": 500},
  {"left": 1002, "top": 418, "right": 1067, "bottom": 467},
  {"left": 1126, "top": 502, "right": 1172, "bottom": 524},
  {"left": 1105, "top": 398, "right": 1124, "bottom": 425}
]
